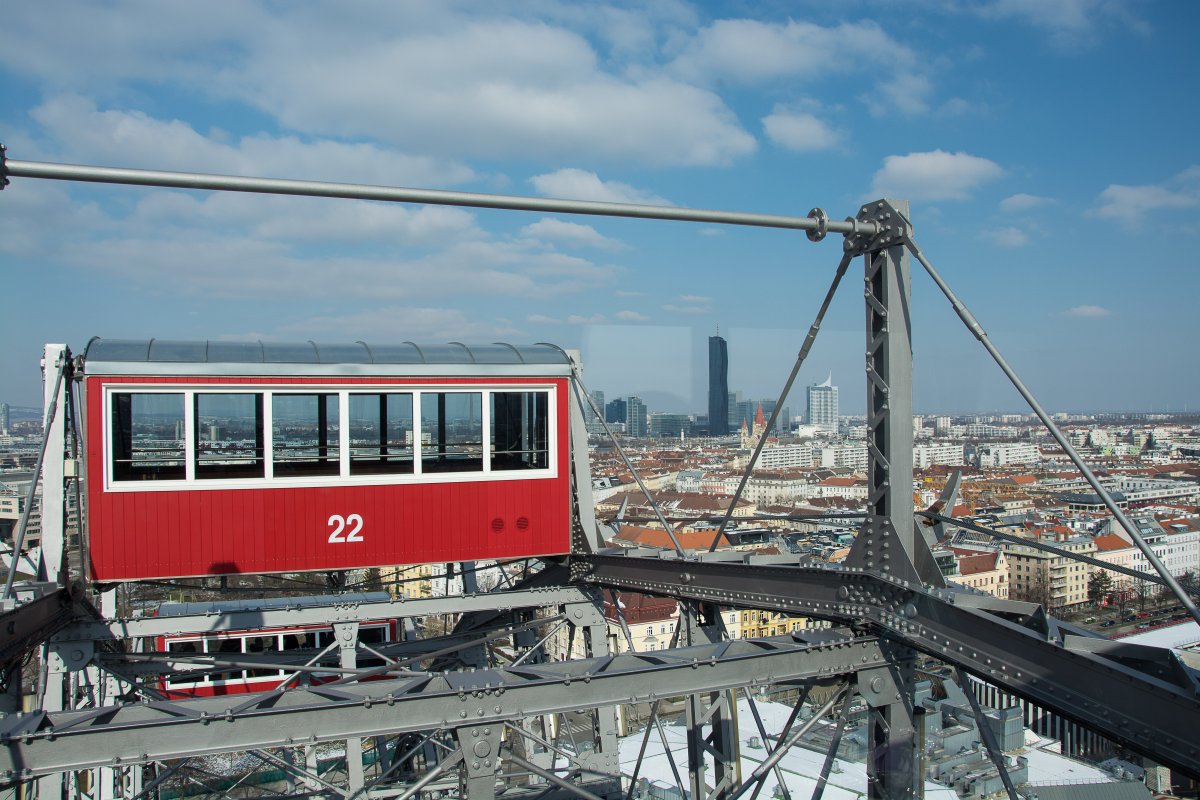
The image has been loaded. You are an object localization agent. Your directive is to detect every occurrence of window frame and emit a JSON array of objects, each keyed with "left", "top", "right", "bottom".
[{"left": 104, "top": 381, "right": 558, "bottom": 492}]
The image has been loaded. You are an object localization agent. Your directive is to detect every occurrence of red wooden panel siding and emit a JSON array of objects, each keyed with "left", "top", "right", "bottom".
[{"left": 86, "top": 375, "right": 573, "bottom": 580}]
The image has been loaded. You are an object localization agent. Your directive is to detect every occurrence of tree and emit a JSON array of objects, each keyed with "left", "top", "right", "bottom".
[
  {"left": 1012, "top": 565, "right": 1053, "bottom": 608},
  {"left": 1134, "top": 578, "right": 1152, "bottom": 611},
  {"left": 362, "top": 567, "right": 383, "bottom": 593},
  {"left": 1087, "top": 570, "right": 1114, "bottom": 606},
  {"left": 1180, "top": 570, "right": 1198, "bottom": 594}
]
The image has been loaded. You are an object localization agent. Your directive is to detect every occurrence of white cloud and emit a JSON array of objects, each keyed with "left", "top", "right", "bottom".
[
  {"left": 981, "top": 227, "right": 1030, "bottom": 247},
  {"left": 567, "top": 314, "right": 607, "bottom": 324},
  {"left": 28, "top": 95, "right": 476, "bottom": 186},
  {"left": 670, "top": 18, "right": 917, "bottom": 84},
  {"left": 1064, "top": 305, "right": 1111, "bottom": 318},
  {"left": 129, "top": 192, "right": 482, "bottom": 246},
  {"left": 762, "top": 107, "right": 840, "bottom": 152},
  {"left": 530, "top": 169, "right": 671, "bottom": 205},
  {"left": 616, "top": 310, "right": 650, "bottom": 321},
  {"left": 281, "top": 307, "right": 522, "bottom": 341},
  {"left": 0, "top": 180, "right": 111, "bottom": 259},
  {"left": 520, "top": 218, "right": 626, "bottom": 250},
  {"left": 4, "top": 6, "right": 756, "bottom": 168},
  {"left": 937, "top": 97, "right": 978, "bottom": 117},
  {"left": 1091, "top": 168, "right": 1200, "bottom": 225},
  {"left": 679, "top": 294, "right": 711, "bottom": 303},
  {"left": 663, "top": 303, "right": 710, "bottom": 314},
  {"left": 41, "top": 209, "right": 614, "bottom": 303},
  {"left": 870, "top": 150, "right": 1004, "bottom": 201},
  {"left": 671, "top": 18, "right": 931, "bottom": 118},
  {"left": 237, "top": 17, "right": 755, "bottom": 166},
  {"left": 1000, "top": 193, "right": 1055, "bottom": 212},
  {"left": 862, "top": 72, "right": 934, "bottom": 118},
  {"left": 975, "top": 0, "right": 1151, "bottom": 47}
]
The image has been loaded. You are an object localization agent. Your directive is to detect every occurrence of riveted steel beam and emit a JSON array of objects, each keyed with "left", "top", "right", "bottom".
[
  {"left": 580, "top": 552, "right": 1200, "bottom": 778},
  {"left": 0, "top": 631, "right": 885, "bottom": 780}
]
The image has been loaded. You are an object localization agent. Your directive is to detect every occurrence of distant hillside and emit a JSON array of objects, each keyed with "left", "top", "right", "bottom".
[{"left": 1, "top": 406, "right": 42, "bottom": 423}]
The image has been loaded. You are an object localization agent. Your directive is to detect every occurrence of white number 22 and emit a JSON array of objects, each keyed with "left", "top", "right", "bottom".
[{"left": 327, "top": 513, "right": 364, "bottom": 543}]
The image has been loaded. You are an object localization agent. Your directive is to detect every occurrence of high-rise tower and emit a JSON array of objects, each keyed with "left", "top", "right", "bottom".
[
  {"left": 708, "top": 334, "right": 729, "bottom": 436},
  {"left": 626, "top": 396, "right": 647, "bottom": 437},
  {"left": 806, "top": 374, "right": 838, "bottom": 434}
]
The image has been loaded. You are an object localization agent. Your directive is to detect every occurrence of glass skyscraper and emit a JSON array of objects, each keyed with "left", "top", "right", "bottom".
[
  {"left": 708, "top": 335, "right": 729, "bottom": 436},
  {"left": 626, "top": 396, "right": 647, "bottom": 437}
]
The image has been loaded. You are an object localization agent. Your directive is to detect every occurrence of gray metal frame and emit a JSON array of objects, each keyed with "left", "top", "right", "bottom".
[{"left": 1, "top": 147, "right": 1198, "bottom": 798}]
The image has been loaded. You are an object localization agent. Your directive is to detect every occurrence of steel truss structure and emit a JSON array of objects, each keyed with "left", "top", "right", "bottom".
[{"left": 0, "top": 147, "right": 1198, "bottom": 800}]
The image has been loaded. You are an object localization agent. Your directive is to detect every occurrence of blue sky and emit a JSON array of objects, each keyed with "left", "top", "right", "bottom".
[{"left": 2, "top": 1, "right": 1197, "bottom": 415}]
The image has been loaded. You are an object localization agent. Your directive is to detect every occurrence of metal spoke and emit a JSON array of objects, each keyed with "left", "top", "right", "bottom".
[
  {"left": 508, "top": 752, "right": 607, "bottom": 800},
  {"left": 653, "top": 712, "right": 689, "bottom": 800},
  {"left": 730, "top": 684, "right": 848, "bottom": 800},
  {"left": 570, "top": 375, "right": 687, "bottom": 556},
  {"left": 708, "top": 250, "right": 854, "bottom": 552},
  {"left": 250, "top": 749, "right": 348, "bottom": 797},
  {"left": 393, "top": 750, "right": 463, "bottom": 800},
  {"left": 923, "top": 511, "right": 1200, "bottom": 595},
  {"left": 907, "top": 237, "right": 1200, "bottom": 626},
  {"left": 511, "top": 619, "right": 568, "bottom": 667},
  {"left": 3, "top": 353, "right": 67, "bottom": 598},
  {"left": 955, "top": 667, "right": 1019, "bottom": 800},
  {"left": 744, "top": 690, "right": 792, "bottom": 800},
  {"left": 348, "top": 729, "right": 444, "bottom": 800},
  {"left": 809, "top": 688, "right": 852, "bottom": 800}
]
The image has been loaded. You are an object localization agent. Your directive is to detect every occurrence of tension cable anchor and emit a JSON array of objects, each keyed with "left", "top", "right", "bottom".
[
  {"left": 806, "top": 207, "right": 829, "bottom": 242},
  {"left": 0, "top": 144, "right": 9, "bottom": 190}
]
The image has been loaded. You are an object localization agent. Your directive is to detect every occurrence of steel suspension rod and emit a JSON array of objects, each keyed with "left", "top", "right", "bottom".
[
  {"left": 955, "top": 667, "right": 1019, "bottom": 800},
  {"left": 907, "top": 238, "right": 1200, "bottom": 627},
  {"left": 708, "top": 250, "right": 855, "bottom": 552},
  {"left": 569, "top": 373, "right": 687, "bottom": 556},
  {"left": 3, "top": 352, "right": 67, "bottom": 598},
  {"left": 1, "top": 153, "right": 880, "bottom": 236},
  {"left": 730, "top": 685, "right": 847, "bottom": 800}
]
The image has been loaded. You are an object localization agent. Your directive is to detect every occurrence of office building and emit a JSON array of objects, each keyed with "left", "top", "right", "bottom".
[
  {"left": 605, "top": 398, "right": 626, "bottom": 424},
  {"left": 806, "top": 374, "right": 838, "bottom": 434},
  {"left": 649, "top": 413, "right": 691, "bottom": 438},
  {"left": 626, "top": 396, "right": 647, "bottom": 437},
  {"left": 727, "top": 391, "right": 741, "bottom": 431},
  {"left": 708, "top": 335, "right": 729, "bottom": 436}
]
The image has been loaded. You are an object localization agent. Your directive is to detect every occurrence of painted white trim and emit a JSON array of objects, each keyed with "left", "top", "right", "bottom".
[{"left": 103, "top": 382, "right": 559, "bottom": 493}]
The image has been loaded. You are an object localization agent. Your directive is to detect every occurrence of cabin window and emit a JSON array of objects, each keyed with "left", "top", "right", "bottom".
[
  {"left": 107, "top": 383, "right": 554, "bottom": 487},
  {"left": 349, "top": 393, "right": 414, "bottom": 475},
  {"left": 164, "top": 638, "right": 204, "bottom": 688},
  {"left": 210, "top": 636, "right": 244, "bottom": 682},
  {"left": 360, "top": 625, "right": 388, "bottom": 645},
  {"left": 110, "top": 392, "right": 186, "bottom": 481},
  {"left": 195, "top": 393, "right": 264, "bottom": 479},
  {"left": 421, "top": 392, "right": 483, "bottom": 473},
  {"left": 491, "top": 391, "right": 549, "bottom": 470},
  {"left": 244, "top": 634, "right": 282, "bottom": 678},
  {"left": 282, "top": 632, "right": 315, "bottom": 651},
  {"left": 272, "top": 394, "right": 340, "bottom": 477}
]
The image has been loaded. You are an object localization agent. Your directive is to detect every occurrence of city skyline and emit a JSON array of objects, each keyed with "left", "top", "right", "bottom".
[{"left": 2, "top": 2, "right": 1198, "bottom": 413}]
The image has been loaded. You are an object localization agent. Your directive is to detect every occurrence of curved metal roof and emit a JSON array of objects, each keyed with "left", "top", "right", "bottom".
[{"left": 82, "top": 338, "right": 575, "bottom": 378}]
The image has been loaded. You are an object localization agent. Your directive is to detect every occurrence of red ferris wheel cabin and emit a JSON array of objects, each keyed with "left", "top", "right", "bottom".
[{"left": 80, "top": 339, "right": 583, "bottom": 582}]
